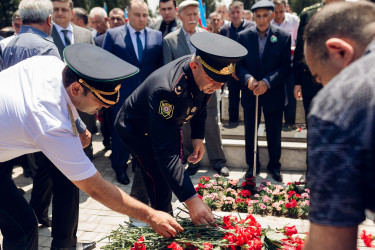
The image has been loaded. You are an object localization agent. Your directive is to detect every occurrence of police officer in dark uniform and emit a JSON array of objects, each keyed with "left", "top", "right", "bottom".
[
  {"left": 293, "top": 0, "right": 343, "bottom": 179},
  {"left": 115, "top": 32, "right": 247, "bottom": 225}
]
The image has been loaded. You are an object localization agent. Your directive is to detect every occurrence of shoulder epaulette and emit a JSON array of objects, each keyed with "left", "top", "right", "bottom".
[
  {"left": 171, "top": 72, "right": 188, "bottom": 97},
  {"left": 302, "top": 2, "right": 323, "bottom": 13}
]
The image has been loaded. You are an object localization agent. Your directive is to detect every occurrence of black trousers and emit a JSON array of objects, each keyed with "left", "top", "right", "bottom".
[
  {"left": 100, "top": 107, "right": 112, "bottom": 148},
  {"left": 0, "top": 162, "right": 38, "bottom": 250},
  {"left": 29, "top": 152, "right": 79, "bottom": 248},
  {"left": 228, "top": 78, "right": 241, "bottom": 123},
  {"left": 120, "top": 130, "right": 173, "bottom": 213},
  {"left": 283, "top": 74, "right": 296, "bottom": 125},
  {"left": 243, "top": 105, "right": 283, "bottom": 172}
]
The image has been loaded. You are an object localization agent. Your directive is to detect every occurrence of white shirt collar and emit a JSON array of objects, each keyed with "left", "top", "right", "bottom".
[
  {"left": 271, "top": 13, "right": 292, "bottom": 26},
  {"left": 127, "top": 23, "right": 145, "bottom": 36},
  {"left": 54, "top": 22, "right": 73, "bottom": 33},
  {"left": 181, "top": 26, "right": 197, "bottom": 38}
]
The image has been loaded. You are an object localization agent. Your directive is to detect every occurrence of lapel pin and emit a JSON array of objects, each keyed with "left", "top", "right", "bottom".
[{"left": 270, "top": 35, "right": 278, "bottom": 43}]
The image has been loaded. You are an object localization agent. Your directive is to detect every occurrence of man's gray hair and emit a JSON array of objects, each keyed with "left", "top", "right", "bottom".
[
  {"left": 89, "top": 7, "right": 108, "bottom": 19},
  {"left": 18, "top": 0, "right": 52, "bottom": 25}
]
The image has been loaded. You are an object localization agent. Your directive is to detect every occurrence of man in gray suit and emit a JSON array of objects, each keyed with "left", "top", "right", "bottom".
[
  {"left": 163, "top": 0, "right": 205, "bottom": 64},
  {"left": 51, "top": 0, "right": 96, "bottom": 160},
  {"left": 149, "top": 0, "right": 182, "bottom": 37},
  {"left": 163, "top": 0, "right": 229, "bottom": 176}
]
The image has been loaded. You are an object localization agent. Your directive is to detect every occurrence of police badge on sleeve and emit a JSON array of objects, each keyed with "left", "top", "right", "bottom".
[{"left": 159, "top": 100, "right": 174, "bottom": 119}]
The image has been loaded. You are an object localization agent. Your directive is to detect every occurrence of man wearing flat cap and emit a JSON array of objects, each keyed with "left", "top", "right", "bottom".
[
  {"left": 115, "top": 32, "right": 247, "bottom": 225},
  {"left": 236, "top": 0, "right": 292, "bottom": 182},
  {"left": 0, "top": 44, "right": 184, "bottom": 250}
]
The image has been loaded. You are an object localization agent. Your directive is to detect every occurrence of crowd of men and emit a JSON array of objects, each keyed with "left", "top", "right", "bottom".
[{"left": 0, "top": 0, "right": 375, "bottom": 249}]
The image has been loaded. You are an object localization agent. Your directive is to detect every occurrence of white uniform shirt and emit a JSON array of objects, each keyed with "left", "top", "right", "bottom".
[
  {"left": 0, "top": 56, "right": 97, "bottom": 181},
  {"left": 271, "top": 13, "right": 299, "bottom": 47}
]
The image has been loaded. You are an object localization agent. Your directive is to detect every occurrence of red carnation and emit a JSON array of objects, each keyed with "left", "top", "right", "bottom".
[
  {"left": 361, "top": 230, "right": 375, "bottom": 247},
  {"left": 203, "top": 242, "right": 213, "bottom": 249},
  {"left": 167, "top": 242, "right": 183, "bottom": 250},
  {"left": 285, "top": 199, "right": 297, "bottom": 208},
  {"left": 284, "top": 225, "right": 298, "bottom": 236},
  {"left": 131, "top": 236, "right": 146, "bottom": 250}
]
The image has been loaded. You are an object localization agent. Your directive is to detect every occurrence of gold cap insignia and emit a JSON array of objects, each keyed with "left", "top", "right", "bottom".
[
  {"left": 197, "top": 56, "right": 236, "bottom": 76},
  {"left": 78, "top": 79, "right": 120, "bottom": 105}
]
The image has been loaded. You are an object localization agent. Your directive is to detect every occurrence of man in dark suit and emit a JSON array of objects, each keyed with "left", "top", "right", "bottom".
[
  {"left": 149, "top": 0, "right": 182, "bottom": 37},
  {"left": 237, "top": 0, "right": 291, "bottom": 182},
  {"left": 94, "top": 8, "right": 126, "bottom": 48},
  {"left": 93, "top": 7, "right": 127, "bottom": 152},
  {"left": 102, "top": 0, "right": 163, "bottom": 186},
  {"left": 220, "top": 1, "right": 255, "bottom": 126}
]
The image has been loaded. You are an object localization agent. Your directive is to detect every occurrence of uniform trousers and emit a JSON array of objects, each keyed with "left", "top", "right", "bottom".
[
  {"left": 243, "top": 100, "right": 283, "bottom": 172},
  {"left": 0, "top": 161, "right": 38, "bottom": 250},
  {"left": 111, "top": 102, "right": 130, "bottom": 174},
  {"left": 29, "top": 152, "right": 79, "bottom": 248},
  {"left": 182, "top": 91, "right": 226, "bottom": 169},
  {"left": 120, "top": 129, "right": 173, "bottom": 214},
  {"left": 227, "top": 78, "right": 242, "bottom": 123}
]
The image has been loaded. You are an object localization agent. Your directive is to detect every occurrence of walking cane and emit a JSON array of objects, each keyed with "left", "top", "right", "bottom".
[{"left": 253, "top": 95, "right": 259, "bottom": 178}]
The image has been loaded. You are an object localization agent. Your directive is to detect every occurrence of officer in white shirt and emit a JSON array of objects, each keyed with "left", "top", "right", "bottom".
[{"left": 0, "top": 44, "right": 183, "bottom": 250}]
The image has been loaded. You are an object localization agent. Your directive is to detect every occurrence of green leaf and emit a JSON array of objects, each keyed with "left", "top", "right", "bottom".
[{"left": 265, "top": 230, "right": 288, "bottom": 242}]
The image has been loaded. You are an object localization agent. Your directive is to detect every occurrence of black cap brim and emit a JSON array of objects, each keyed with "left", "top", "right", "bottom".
[
  {"left": 63, "top": 44, "right": 139, "bottom": 105},
  {"left": 191, "top": 32, "right": 247, "bottom": 83}
]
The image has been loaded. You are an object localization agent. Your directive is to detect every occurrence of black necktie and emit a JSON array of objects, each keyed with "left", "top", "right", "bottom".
[
  {"left": 163, "top": 24, "right": 170, "bottom": 37},
  {"left": 62, "top": 29, "right": 71, "bottom": 46}
]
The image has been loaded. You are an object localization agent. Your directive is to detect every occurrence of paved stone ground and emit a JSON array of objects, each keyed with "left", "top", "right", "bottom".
[{"left": 3, "top": 132, "right": 375, "bottom": 249}]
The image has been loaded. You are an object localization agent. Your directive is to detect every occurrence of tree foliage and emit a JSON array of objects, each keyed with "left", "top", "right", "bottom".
[{"left": 0, "top": 0, "right": 20, "bottom": 29}]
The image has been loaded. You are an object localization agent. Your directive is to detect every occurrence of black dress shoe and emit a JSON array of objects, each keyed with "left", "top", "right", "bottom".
[
  {"left": 244, "top": 169, "right": 254, "bottom": 179},
  {"left": 245, "top": 165, "right": 260, "bottom": 179},
  {"left": 116, "top": 172, "right": 130, "bottom": 185},
  {"left": 218, "top": 166, "right": 230, "bottom": 176},
  {"left": 18, "top": 188, "right": 26, "bottom": 195},
  {"left": 38, "top": 217, "right": 52, "bottom": 227},
  {"left": 50, "top": 241, "right": 96, "bottom": 250},
  {"left": 269, "top": 169, "right": 283, "bottom": 182},
  {"left": 186, "top": 163, "right": 200, "bottom": 176},
  {"left": 23, "top": 168, "right": 33, "bottom": 178}
]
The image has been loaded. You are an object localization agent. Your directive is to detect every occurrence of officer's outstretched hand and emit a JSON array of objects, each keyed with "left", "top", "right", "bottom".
[
  {"left": 185, "top": 196, "right": 215, "bottom": 226},
  {"left": 79, "top": 128, "right": 91, "bottom": 148},
  {"left": 188, "top": 139, "right": 205, "bottom": 164},
  {"left": 148, "top": 210, "right": 184, "bottom": 238}
]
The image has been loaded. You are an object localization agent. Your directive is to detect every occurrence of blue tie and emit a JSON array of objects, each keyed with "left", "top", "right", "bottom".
[{"left": 136, "top": 31, "right": 143, "bottom": 61}]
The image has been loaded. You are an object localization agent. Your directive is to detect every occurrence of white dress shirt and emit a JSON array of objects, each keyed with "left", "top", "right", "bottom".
[
  {"left": 0, "top": 56, "right": 96, "bottom": 181},
  {"left": 128, "top": 24, "right": 145, "bottom": 60},
  {"left": 271, "top": 13, "right": 299, "bottom": 47},
  {"left": 54, "top": 23, "right": 75, "bottom": 46}
]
